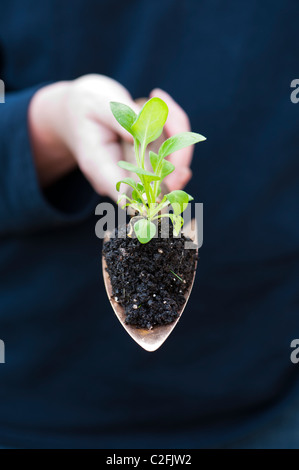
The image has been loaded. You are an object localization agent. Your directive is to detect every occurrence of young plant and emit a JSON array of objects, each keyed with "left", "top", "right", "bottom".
[{"left": 110, "top": 97, "right": 206, "bottom": 244}]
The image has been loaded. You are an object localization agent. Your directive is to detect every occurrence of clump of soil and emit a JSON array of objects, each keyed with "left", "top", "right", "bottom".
[{"left": 102, "top": 222, "right": 197, "bottom": 329}]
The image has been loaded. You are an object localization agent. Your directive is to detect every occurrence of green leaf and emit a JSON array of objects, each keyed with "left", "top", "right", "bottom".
[
  {"left": 116, "top": 193, "right": 133, "bottom": 205},
  {"left": 134, "top": 219, "right": 156, "bottom": 244},
  {"left": 116, "top": 177, "right": 139, "bottom": 192},
  {"left": 132, "top": 183, "right": 144, "bottom": 203},
  {"left": 117, "top": 161, "right": 161, "bottom": 180},
  {"left": 131, "top": 97, "right": 168, "bottom": 147},
  {"left": 110, "top": 102, "right": 137, "bottom": 136},
  {"left": 150, "top": 152, "right": 175, "bottom": 179},
  {"left": 160, "top": 159, "right": 175, "bottom": 179},
  {"left": 168, "top": 214, "right": 184, "bottom": 236},
  {"left": 159, "top": 132, "right": 206, "bottom": 159},
  {"left": 149, "top": 151, "right": 159, "bottom": 173},
  {"left": 120, "top": 202, "right": 134, "bottom": 210},
  {"left": 166, "top": 190, "right": 191, "bottom": 215}
]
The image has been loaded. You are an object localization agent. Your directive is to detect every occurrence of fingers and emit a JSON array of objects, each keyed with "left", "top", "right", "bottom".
[
  {"left": 149, "top": 88, "right": 193, "bottom": 190},
  {"left": 73, "top": 75, "right": 141, "bottom": 143},
  {"left": 75, "top": 120, "right": 127, "bottom": 202},
  {"left": 68, "top": 77, "right": 195, "bottom": 201},
  {"left": 166, "top": 166, "right": 193, "bottom": 192}
]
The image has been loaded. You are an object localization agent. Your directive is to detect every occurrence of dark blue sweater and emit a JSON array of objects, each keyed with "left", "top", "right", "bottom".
[{"left": 0, "top": 0, "right": 298, "bottom": 449}]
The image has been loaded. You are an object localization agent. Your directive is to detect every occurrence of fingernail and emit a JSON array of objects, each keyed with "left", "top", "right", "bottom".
[{"left": 150, "top": 88, "right": 164, "bottom": 98}]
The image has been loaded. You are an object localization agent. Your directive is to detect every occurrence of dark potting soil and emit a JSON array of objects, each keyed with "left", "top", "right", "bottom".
[{"left": 102, "top": 223, "right": 197, "bottom": 329}]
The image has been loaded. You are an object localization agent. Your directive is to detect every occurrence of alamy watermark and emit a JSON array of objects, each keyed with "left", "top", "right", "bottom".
[
  {"left": 95, "top": 202, "right": 203, "bottom": 249},
  {"left": 0, "top": 79, "right": 5, "bottom": 103},
  {"left": 290, "top": 339, "right": 299, "bottom": 364},
  {"left": 0, "top": 339, "right": 5, "bottom": 363},
  {"left": 290, "top": 79, "right": 299, "bottom": 104}
]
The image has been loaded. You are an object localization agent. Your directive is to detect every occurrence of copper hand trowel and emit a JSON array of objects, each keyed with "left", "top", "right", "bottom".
[
  {"left": 102, "top": 220, "right": 198, "bottom": 352},
  {"left": 102, "top": 100, "right": 198, "bottom": 351}
]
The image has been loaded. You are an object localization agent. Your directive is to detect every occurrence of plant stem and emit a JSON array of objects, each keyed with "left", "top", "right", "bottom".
[
  {"left": 150, "top": 201, "right": 169, "bottom": 219},
  {"left": 152, "top": 153, "right": 166, "bottom": 200},
  {"left": 138, "top": 141, "right": 153, "bottom": 208},
  {"left": 134, "top": 140, "right": 140, "bottom": 166},
  {"left": 134, "top": 139, "right": 150, "bottom": 210},
  {"left": 140, "top": 141, "right": 146, "bottom": 169}
]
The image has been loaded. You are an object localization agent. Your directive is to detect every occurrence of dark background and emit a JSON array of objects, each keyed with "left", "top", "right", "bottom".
[{"left": 0, "top": 0, "right": 298, "bottom": 449}]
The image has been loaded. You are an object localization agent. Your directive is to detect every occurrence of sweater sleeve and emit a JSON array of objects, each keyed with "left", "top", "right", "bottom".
[{"left": 0, "top": 84, "right": 99, "bottom": 235}]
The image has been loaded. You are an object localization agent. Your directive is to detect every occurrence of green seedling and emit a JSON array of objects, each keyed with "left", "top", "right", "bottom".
[
  {"left": 110, "top": 97, "right": 206, "bottom": 244},
  {"left": 169, "top": 270, "right": 184, "bottom": 282}
]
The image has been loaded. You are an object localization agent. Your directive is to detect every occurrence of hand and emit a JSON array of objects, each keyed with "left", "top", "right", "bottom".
[
  {"left": 29, "top": 74, "right": 193, "bottom": 202},
  {"left": 149, "top": 88, "right": 193, "bottom": 191}
]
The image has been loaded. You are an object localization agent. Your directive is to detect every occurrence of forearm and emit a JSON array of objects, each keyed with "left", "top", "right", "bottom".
[
  {"left": 28, "top": 81, "right": 77, "bottom": 187},
  {"left": 0, "top": 85, "right": 98, "bottom": 235}
]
